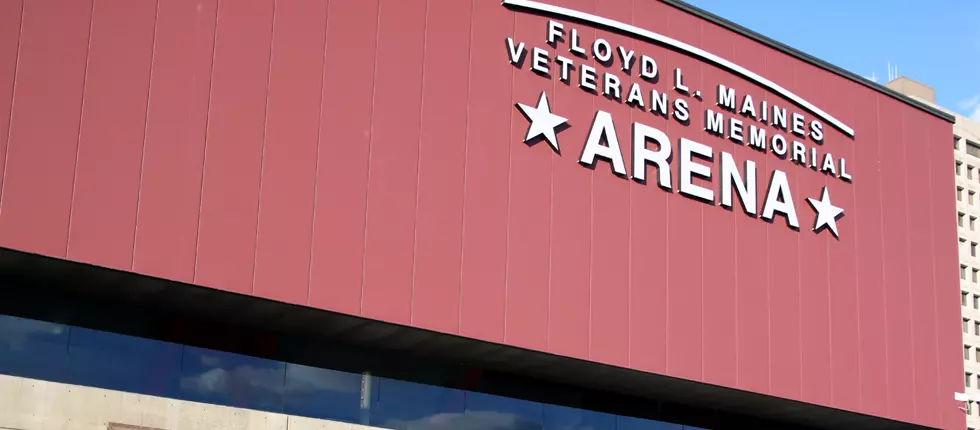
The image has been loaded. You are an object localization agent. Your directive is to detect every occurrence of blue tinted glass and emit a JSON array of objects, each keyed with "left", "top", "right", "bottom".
[
  {"left": 64, "top": 327, "right": 182, "bottom": 396},
  {"left": 370, "top": 376, "right": 466, "bottom": 429},
  {"left": 0, "top": 315, "right": 68, "bottom": 381},
  {"left": 542, "top": 404, "right": 615, "bottom": 430},
  {"left": 284, "top": 363, "right": 364, "bottom": 423},
  {"left": 178, "top": 346, "right": 285, "bottom": 413},
  {"left": 617, "top": 416, "right": 683, "bottom": 430},
  {"left": 465, "top": 391, "right": 544, "bottom": 430}
]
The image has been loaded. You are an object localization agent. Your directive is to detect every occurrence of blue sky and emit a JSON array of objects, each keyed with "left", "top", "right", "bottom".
[{"left": 684, "top": 0, "right": 980, "bottom": 120}]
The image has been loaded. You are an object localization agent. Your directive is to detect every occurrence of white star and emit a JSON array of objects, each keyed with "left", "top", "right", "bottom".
[
  {"left": 806, "top": 186, "right": 845, "bottom": 237},
  {"left": 515, "top": 91, "right": 567, "bottom": 153}
]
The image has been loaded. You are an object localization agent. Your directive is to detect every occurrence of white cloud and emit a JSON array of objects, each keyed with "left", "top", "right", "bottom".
[
  {"left": 180, "top": 364, "right": 284, "bottom": 395},
  {"left": 0, "top": 316, "right": 65, "bottom": 351},
  {"left": 957, "top": 94, "right": 980, "bottom": 121}
]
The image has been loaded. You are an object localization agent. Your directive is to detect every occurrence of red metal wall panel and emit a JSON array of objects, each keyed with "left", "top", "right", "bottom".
[
  {"left": 0, "top": 0, "right": 22, "bottom": 207},
  {"left": 360, "top": 0, "right": 427, "bottom": 325},
  {"left": 132, "top": 0, "right": 216, "bottom": 283},
  {"left": 307, "top": 0, "right": 379, "bottom": 316},
  {"left": 0, "top": 0, "right": 92, "bottom": 257},
  {"left": 458, "top": 0, "right": 511, "bottom": 343},
  {"left": 549, "top": 0, "right": 594, "bottom": 361},
  {"left": 67, "top": 0, "right": 156, "bottom": 271},
  {"left": 0, "top": 1, "right": 961, "bottom": 428},
  {"left": 251, "top": 0, "right": 326, "bottom": 306},
  {"left": 627, "top": 0, "right": 668, "bottom": 377},
  {"left": 410, "top": 0, "right": 472, "bottom": 333}
]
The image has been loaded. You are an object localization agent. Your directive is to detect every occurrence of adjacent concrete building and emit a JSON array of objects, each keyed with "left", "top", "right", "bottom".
[{"left": 887, "top": 76, "right": 980, "bottom": 430}]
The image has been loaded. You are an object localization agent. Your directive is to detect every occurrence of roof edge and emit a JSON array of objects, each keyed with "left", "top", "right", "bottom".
[{"left": 660, "top": 0, "right": 957, "bottom": 125}]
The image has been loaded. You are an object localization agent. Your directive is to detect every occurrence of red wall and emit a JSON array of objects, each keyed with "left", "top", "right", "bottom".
[{"left": 0, "top": 0, "right": 961, "bottom": 428}]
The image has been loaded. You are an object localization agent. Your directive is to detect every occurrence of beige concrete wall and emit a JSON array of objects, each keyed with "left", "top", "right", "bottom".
[{"left": 0, "top": 374, "right": 383, "bottom": 430}]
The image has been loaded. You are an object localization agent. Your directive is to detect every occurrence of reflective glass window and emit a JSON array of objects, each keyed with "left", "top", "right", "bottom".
[
  {"left": 465, "top": 391, "right": 544, "bottom": 430},
  {"left": 0, "top": 314, "right": 69, "bottom": 381},
  {"left": 64, "top": 327, "right": 182, "bottom": 397},
  {"left": 178, "top": 346, "right": 285, "bottom": 413},
  {"left": 284, "top": 363, "right": 366, "bottom": 423},
  {"left": 370, "top": 376, "right": 465, "bottom": 429},
  {"left": 617, "top": 417, "right": 688, "bottom": 430},
  {"left": 543, "top": 403, "right": 615, "bottom": 430}
]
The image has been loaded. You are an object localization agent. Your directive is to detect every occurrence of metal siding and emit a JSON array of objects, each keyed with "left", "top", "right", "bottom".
[
  {"left": 132, "top": 0, "right": 216, "bottom": 283},
  {"left": 548, "top": 0, "right": 595, "bottom": 362},
  {"left": 504, "top": 9, "right": 553, "bottom": 351},
  {"left": 662, "top": 5, "right": 704, "bottom": 382},
  {"left": 853, "top": 85, "right": 890, "bottom": 418},
  {"left": 67, "top": 0, "right": 156, "bottom": 271},
  {"left": 359, "top": 0, "right": 427, "bottom": 325},
  {"left": 0, "top": 1, "right": 960, "bottom": 427},
  {"left": 194, "top": 0, "right": 275, "bottom": 294},
  {"left": 411, "top": 0, "right": 472, "bottom": 334},
  {"left": 0, "top": 0, "right": 92, "bottom": 257},
  {"left": 764, "top": 47, "right": 803, "bottom": 402},
  {"left": 458, "top": 0, "right": 512, "bottom": 343},
  {"left": 880, "top": 96, "right": 918, "bottom": 422},
  {"left": 823, "top": 73, "right": 862, "bottom": 413},
  {"left": 905, "top": 107, "right": 942, "bottom": 427},
  {"left": 589, "top": 0, "right": 631, "bottom": 368},
  {"left": 795, "top": 60, "right": 833, "bottom": 407},
  {"left": 251, "top": 0, "right": 327, "bottom": 306},
  {"left": 307, "top": 0, "right": 379, "bottom": 316},
  {"left": 0, "top": 1, "right": 23, "bottom": 208},
  {"left": 627, "top": 0, "right": 670, "bottom": 376},
  {"left": 700, "top": 20, "right": 740, "bottom": 390}
]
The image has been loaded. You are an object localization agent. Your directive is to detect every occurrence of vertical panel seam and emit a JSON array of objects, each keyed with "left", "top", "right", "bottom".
[
  {"left": 850, "top": 93, "right": 864, "bottom": 412},
  {"left": 132, "top": 0, "right": 162, "bottom": 271},
  {"left": 926, "top": 123, "right": 946, "bottom": 426},
  {"left": 923, "top": 118, "right": 942, "bottom": 426},
  {"left": 900, "top": 108, "right": 918, "bottom": 420},
  {"left": 193, "top": 0, "right": 223, "bottom": 283},
  {"left": 502, "top": 8, "right": 517, "bottom": 342},
  {"left": 359, "top": 1, "right": 383, "bottom": 316},
  {"left": 250, "top": 0, "right": 278, "bottom": 296},
  {"left": 875, "top": 96, "right": 892, "bottom": 415},
  {"left": 65, "top": 0, "right": 98, "bottom": 259},
  {"left": 306, "top": 0, "right": 332, "bottom": 307},
  {"left": 457, "top": 0, "right": 475, "bottom": 335},
  {"left": 795, "top": 64, "right": 804, "bottom": 400},
  {"left": 626, "top": 0, "right": 634, "bottom": 369},
  {"left": 0, "top": 0, "right": 26, "bottom": 217},
  {"left": 409, "top": 0, "right": 430, "bottom": 326}
]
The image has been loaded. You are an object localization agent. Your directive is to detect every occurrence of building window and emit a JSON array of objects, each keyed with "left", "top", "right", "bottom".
[
  {"left": 956, "top": 135, "right": 961, "bottom": 150},
  {"left": 974, "top": 294, "right": 979, "bottom": 309},
  {"left": 958, "top": 162, "right": 964, "bottom": 176},
  {"left": 964, "top": 291, "right": 970, "bottom": 306},
  {"left": 959, "top": 187, "right": 965, "bottom": 201},
  {"left": 972, "top": 268, "right": 978, "bottom": 283},
  {"left": 972, "top": 216, "right": 978, "bottom": 231},
  {"left": 973, "top": 243, "right": 978, "bottom": 258},
  {"left": 968, "top": 372, "right": 973, "bottom": 388},
  {"left": 970, "top": 166, "right": 975, "bottom": 180},
  {"left": 963, "top": 265, "right": 969, "bottom": 280},
  {"left": 966, "top": 345, "right": 971, "bottom": 360},
  {"left": 971, "top": 191, "right": 976, "bottom": 205},
  {"left": 969, "top": 140, "right": 980, "bottom": 158},
  {"left": 966, "top": 318, "right": 971, "bottom": 333},
  {"left": 960, "top": 213, "right": 966, "bottom": 227}
]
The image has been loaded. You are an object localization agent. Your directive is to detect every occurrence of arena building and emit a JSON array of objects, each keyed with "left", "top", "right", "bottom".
[{"left": 0, "top": 0, "right": 962, "bottom": 429}]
